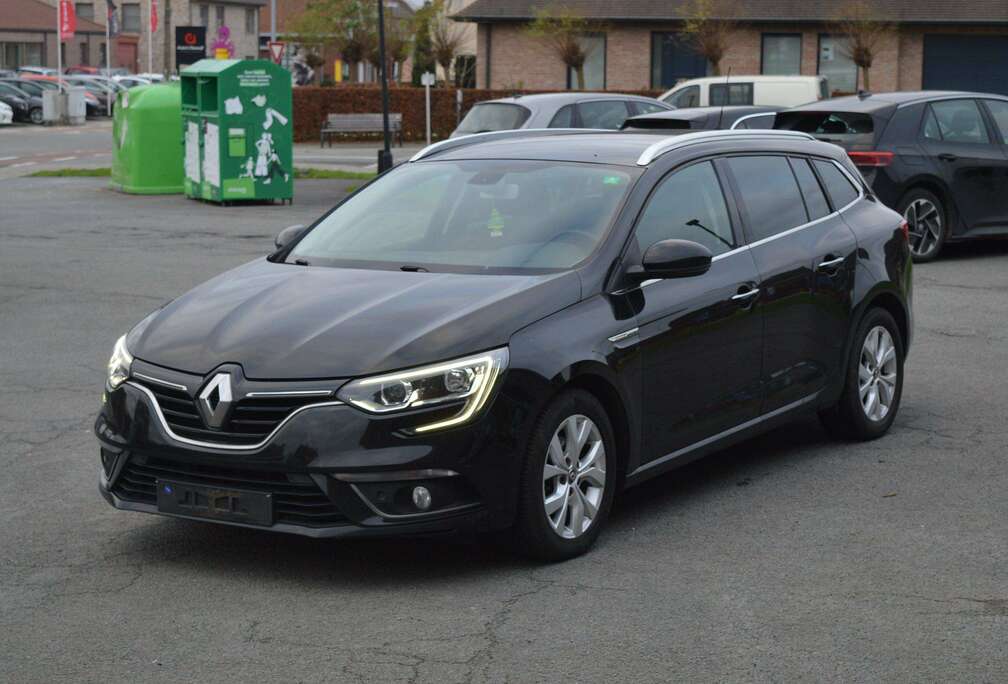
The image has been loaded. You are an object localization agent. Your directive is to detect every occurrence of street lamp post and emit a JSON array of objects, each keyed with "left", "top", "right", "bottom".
[{"left": 376, "top": 0, "right": 393, "bottom": 173}]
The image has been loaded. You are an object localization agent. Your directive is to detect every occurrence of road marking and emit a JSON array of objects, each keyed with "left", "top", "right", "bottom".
[
  {"left": 10, "top": 162, "right": 36, "bottom": 167},
  {"left": 0, "top": 155, "right": 16, "bottom": 161},
  {"left": 52, "top": 156, "right": 77, "bottom": 162}
]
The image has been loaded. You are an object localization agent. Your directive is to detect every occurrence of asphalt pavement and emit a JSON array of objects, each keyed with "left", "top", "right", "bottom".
[{"left": 0, "top": 177, "right": 1006, "bottom": 682}]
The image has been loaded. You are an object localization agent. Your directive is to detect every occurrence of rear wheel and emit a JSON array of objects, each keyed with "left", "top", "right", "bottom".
[
  {"left": 899, "top": 188, "right": 946, "bottom": 262},
  {"left": 513, "top": 389, "right": 616, "bottom": 561},
  {"left": 819, "top": 307, "right": 904, "bottom": 441},
  {"left": 29, "top": 107, "right": 43, "bottom": 125}
]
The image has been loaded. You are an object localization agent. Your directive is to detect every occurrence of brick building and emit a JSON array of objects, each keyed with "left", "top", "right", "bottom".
[{"left": 454, "top": 1, "right": 1008, "bottom": 96}]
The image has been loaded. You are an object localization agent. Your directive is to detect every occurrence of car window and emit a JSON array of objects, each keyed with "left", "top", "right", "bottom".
[
  {"left": 454, "top": 103, "right": 531, "bottom": 135},
  {"left": 725, "top": 156, "right": 809, "bottom": 241},
  {"left": 922, "top": 107, "right": 942, "bottom": 140},
  {"left": 577, "top": 100, "right": 630, "bottom": 129},
  {"left": 665, "top": 85, "right": 699, "bottom": 108},
  {"left": 982, "top": 99, "right": 1008, "bottom": 143},
  {"left": 710, "top": 83, "right": 754, "bottom": 106},
  {"left": 732, "top": 113, "right": 775, "bottom": 130},
  {"left": 929, "top": 99, "right": 989, "bottom": 144},
  {"left": 790, "top": 158, "right": 831, "bottom": 220},
  {"left": 812, "top": 160, "right": 859, "bottom": 209},
  {"left": 633, "top": 101, "right": 667, "bottom": 115},
  {"left": 548, "top": 104, "right": 575, "bottom": 128},
  {"left": 775, "top": 111, "right": 875, "bottom": 147},
  {"left": 634, "top": 161, "right": 734, "bottom": 256}
]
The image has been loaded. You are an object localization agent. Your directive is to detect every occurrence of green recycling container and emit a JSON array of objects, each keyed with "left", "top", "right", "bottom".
[
  {"left": 181, "top": 59, "right": 293, "bottom": 204},
  {"left": 110, "top": 83, "right": 184, "bottom": 194}
]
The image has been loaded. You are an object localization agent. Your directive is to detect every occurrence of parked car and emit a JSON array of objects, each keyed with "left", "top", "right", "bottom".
[
  {"left": 0, "top": 82, "right": 42, "bottom": 123},
  {"left": 95, "top": 128, "right": 912, "bottom": 560},
  {"left": 16, "top": 66, "right": 57, "bottom": 77},
  {"left": 15, "top": 74, "right": 103, "bottom": 117},
  {"left": 621, "top": 105, "right": 781, "bottom": 133},
  {"left": 775, "top": 91, "right": 1008, "bottom": 261},
  {"left": 450, "top": 93, "right": 672, "bottom": 137},
  {"left": 660, "top": 75, "right": 829, "bottom": 109},
  {"left": 64, "top": 75, "right": 117, "bottom": 112},
  {"left": 0, "top": 100, "right": 13, "bottom": 125},
  {"left": 113, "top": 76, "right": 152, "bottom": 89},
  {"left": 65, "top": 65, "right": 101, "bottom": 75}
]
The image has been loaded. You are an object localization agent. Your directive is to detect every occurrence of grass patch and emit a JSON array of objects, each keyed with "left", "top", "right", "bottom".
[
  {"left": 29, "top": 167, "right": 111, "bottom": 177},
  {"left": 293, "top": 167, "right": 375, "bottom": 180}
]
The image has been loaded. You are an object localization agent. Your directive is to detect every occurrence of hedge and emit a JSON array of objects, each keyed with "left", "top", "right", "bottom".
[{"left": 292, "top": 86, "right": 664, "bottom": 143}]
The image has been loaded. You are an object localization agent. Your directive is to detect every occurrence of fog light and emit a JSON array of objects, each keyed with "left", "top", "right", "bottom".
[{"left": 412, "top": 486, "right": 432, "bottom": 511}]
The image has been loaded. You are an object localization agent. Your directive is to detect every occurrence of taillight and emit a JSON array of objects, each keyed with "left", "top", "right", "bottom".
[
  {"left": 848, "top": 151, "right": 894, "bottom": 167},
  {"left": 899, "top": 220, "right": 909, "bottom": 242}
]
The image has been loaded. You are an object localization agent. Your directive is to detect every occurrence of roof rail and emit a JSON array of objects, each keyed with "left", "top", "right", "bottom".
[
  {"left": 636, "top": 129, "right": 816, "bottom": 166},
  {"left": 409, "top": 128, "right": 615, "bottom": 162}
]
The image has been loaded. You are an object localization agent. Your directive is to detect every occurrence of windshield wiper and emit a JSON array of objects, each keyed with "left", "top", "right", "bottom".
[{"left": 400, "top": 264, "right": 429, "bottom": 272}]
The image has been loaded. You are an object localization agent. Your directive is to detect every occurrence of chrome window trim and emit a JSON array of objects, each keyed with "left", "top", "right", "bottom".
[
  {"left": 126, "top": 380, "right": 345, "bottom": 452},
  {"left": 728, "top": 112, "right": 777, "bottom": 130},
  {"left": 132, "top": 372, "right": 188, "bottom": 393},
  {"left": 633, "top": 246, "right": 749, "bottom": 290}
]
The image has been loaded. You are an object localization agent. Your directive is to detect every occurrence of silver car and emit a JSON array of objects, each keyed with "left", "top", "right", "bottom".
[{"left": 451, "top": 92, "right": 672, "bottom": 137}]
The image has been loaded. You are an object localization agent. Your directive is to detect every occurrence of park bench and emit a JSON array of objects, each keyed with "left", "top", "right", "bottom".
[{"left": 320, "top": 113, "right": 403, "bottom": 147}]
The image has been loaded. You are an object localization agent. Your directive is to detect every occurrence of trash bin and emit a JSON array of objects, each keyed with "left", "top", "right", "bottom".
[
  {"left": 66, "top": 86, "right": 86, "bottom": 125},
  {"left": 110, "top": 83, "right": 184, "bottom": 194},
  {"left": 181, "top": 59, "right": 293, "bottom": 204}
]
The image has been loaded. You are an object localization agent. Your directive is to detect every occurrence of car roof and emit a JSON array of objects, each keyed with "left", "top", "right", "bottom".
[
  {"left": 480, "top": 92, "right": 663, "bottom": 109},
  {"left": 786, "top": 90, "right": 1008, "bottom": 113},
  {"left": 414, "top": 129, "right": 827, "bottom": 167},
  {"left": 629, "top": 105, "right": 780, "bottom": 121},
  {"left": 670, "top": 75, "right": 824, "bottom": 86}
]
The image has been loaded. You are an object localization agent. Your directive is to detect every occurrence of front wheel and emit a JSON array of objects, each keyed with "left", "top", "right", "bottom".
[
  {"left": 899, "top": 189, "right": 946, "bottom": 262},
  {"left": 513, "top": 389, "right": 616, "bottom": 561},
  {"left": 819, "top": 307, "right": 904, "bottom": 441},
  {"left": 29, "top": 107, "right": 43, "bottom": 125}
]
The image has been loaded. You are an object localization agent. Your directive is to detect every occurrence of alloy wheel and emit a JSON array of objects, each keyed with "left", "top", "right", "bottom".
[
  {"left": 903, "top": 198, "right": 942, "bottom": 259},
  {"left": 859, "top": 325, "right": 898, "bottom": 422},
  {"left": 542, "top": 414, "right": 606, "bottom": 539}
]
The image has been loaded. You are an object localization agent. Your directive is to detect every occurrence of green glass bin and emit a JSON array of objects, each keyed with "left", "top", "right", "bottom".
[{"left": 110, "top": 83, "right": 184, "bottom": 195}]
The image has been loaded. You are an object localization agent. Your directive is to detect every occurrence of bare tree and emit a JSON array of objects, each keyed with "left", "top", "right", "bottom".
[
  {"left": 680, "top": 0, "right": 738, "bottom": 76},
  {"left": 367, "top": 13, "right": 413, "bottom": 83},
  {"left": 285, "top": 0, "right": 376, "bottom": 83},
  {"left": 525, "top": 5, "right": 598, "bottom": 90},
  {"left": 829, "top": 0, "right": 894, "bottom": 91},
  {"left": 430, "top": 0, "right": 466, "bottom": 86}
]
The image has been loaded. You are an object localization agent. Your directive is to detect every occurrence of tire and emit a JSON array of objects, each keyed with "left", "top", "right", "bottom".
[
  {"left": 898, "top": 188, "right": 946, "bottom": 262},
  {"left": 513, "top": 389, "right": 617, "bottom": 562},
  {"left": 819, "top": 307, "right": 904, "bottom": 441},
  {"left": 29, "top": 107, "right": 43, "bottom": 125}
]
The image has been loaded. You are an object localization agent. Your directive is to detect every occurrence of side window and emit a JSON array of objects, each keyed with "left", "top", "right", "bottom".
[
  {"left": 633, "top": 100, "right": 668, "bottom": 115},
  {"left": 790, "top": 158, "right": 831, "bottom": 220},
  {"left": 733, "top": 113, "right": 775, "bottom": 130},
  {"left": 725, "top": 156, "right": 808, "bottom": 241},
  {"left": 577, "top": 100, "right": 630, "bottom": 129},
  {"left": 710, "top": 83, "right": 754, "bottom": 106},
  {"left": 930, "top": 99, "right": 990, "bottom": 144},
  {"left": 548, "top": 104, "right": 575, "bottom": 128},
  {"left": 922, "top": 107, "right": 942, "bottom": 140},
  {"left": 634, "top": 161, "right": 735, "bottom": 256},
  {"left": 667, "top": 85, "right": 700, "bottom": 108},
  {"left": 812, "top": 159, "right": 860, "bottom": 209},
  {"left": 983, "top": 99, "right": 1008, "bottom": 143}
]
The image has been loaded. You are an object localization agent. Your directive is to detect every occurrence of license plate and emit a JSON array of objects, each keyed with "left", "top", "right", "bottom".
[{"left": 156, "top": 479, "right": 273, "bottom": 526}]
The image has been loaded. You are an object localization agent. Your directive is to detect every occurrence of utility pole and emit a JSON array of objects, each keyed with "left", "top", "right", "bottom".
[
  {"left": 270, "top": 0, "right": 277, "bottom": 45},
  {"left": 162, "top": 1, "right": 172, "bottom": 76},
  {"left": 376, "top": 0, "right": 392, "bottom": 173}
]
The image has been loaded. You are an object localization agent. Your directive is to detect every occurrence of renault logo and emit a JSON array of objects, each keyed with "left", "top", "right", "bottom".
[{"left": 198, "top": 372, "right": 233, "bottom": 429}]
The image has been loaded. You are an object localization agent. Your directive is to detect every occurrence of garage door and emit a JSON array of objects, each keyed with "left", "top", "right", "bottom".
[{"left": 923, "top": 35, "right": 1008, "bottom": 95}]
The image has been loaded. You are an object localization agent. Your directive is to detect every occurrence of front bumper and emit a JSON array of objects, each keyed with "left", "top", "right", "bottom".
[{"left": 95, "top": 371, "right": 532, "bottom": 538}]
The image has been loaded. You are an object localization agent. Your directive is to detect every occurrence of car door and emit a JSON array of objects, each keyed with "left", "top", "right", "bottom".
[
  {"left": 978, "top": 98, "right": 1008, "bottom": 229},
  {"left": 721, "top": 154, "right": 855, "bottom": 413},
  {"left": 921, "top": 98, "right": 1007, "bottom": 230},
  {"left": 629, "top": 160, "right": 764, "bottom": 463}
]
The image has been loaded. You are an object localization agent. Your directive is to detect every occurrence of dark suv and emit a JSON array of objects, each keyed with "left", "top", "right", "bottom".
[
  {"left": 96, "top": 129, "right": 912, "bottom": 560},
  {"left": 776, "top": 91, "right": 1008, "bottom": 261}
]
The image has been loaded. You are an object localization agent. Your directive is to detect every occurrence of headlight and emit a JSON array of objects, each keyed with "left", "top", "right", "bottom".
[
  {"left": 106, "top": 335, "right": 133, "bottom": 391},
  {"left": 337, "top": 348, "right": 509, "bottom": 433}
]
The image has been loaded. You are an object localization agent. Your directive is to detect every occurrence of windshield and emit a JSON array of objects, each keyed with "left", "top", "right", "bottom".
[
  {"left": 288, "top": 160, "right": 637, "bottom": 273},
  {"left": 775, "top": 111, "right": 877, "bottom": 148},
  {"left": 454, "top": 103, "right": 531, "bottom": 135}
]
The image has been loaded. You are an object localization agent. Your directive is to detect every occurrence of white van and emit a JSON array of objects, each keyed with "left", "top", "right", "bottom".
[{"left": 660, "top": 75, "right": 829, "bottom": 109}]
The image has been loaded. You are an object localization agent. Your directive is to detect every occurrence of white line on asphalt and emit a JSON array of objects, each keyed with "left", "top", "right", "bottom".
[
  {"left": 10, "top": 162, "right": 36, "bottom": 167},
  {"left": 0, "top": 156, "right": 16, "bottom": 161},
  {"left": 52, "top": 156, "right": 77, "bottom": 162}
]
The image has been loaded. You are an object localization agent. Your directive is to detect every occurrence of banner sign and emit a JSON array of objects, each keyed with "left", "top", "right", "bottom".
[
  {"left": 59, "top": 0, "right": 76, "bottom": 41},
  {"left": 175, "top": 26, "right": 207, "bottom": 66},
  {"left": 151, "top": 0, "right": 159, "bottom": 33}
]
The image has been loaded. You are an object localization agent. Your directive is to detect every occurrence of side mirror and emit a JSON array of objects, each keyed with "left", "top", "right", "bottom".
[
  {"left": 274, "top": 224, "right": 306, "bottom": 250},
  {"left": 628, "top": 239, "right": 712, "bottom": 280}
]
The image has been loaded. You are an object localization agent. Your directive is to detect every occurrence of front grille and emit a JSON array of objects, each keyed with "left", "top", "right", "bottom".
[
  {"left": 112, "top": 457, "right": 348, "bottom": 527},
  {"left": 135, "top": 379, "right": 329, "bottom": 446}
]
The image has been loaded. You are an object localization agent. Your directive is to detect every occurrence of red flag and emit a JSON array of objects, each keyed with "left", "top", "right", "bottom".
[
  {"left": 151, "top": 0, "right": 158, "bottom": 33},
  {"left": 59, "top": 0, "right": 76, "bottom": 41}
]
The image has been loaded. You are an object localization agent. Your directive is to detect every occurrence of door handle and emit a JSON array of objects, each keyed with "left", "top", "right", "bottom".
[
  {"left": 937, "top": 153, "right": 959, "bottom": 162},
  {"left": 731, "top": 287, "right": 760, "bottom": 302},
  {"left": 816, "top": 255, "right": 846, "bottom": 271}
]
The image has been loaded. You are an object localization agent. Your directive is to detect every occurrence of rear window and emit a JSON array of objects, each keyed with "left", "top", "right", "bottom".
[
  {"left": 454, "top": 103, "right": 531, "bottom": 135},
  {"left": 775, "top": 111, "right": 876, "bottom": 149}
]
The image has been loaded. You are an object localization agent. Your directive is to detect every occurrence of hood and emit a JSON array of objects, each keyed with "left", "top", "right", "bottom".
[{"left": 130, "top": 259, "right": 581, "bottom": 380}]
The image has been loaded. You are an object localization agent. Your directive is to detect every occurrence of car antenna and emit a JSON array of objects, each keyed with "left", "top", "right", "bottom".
[{"left": 715, "top": 66, "right": 732, "bottom": 130}]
